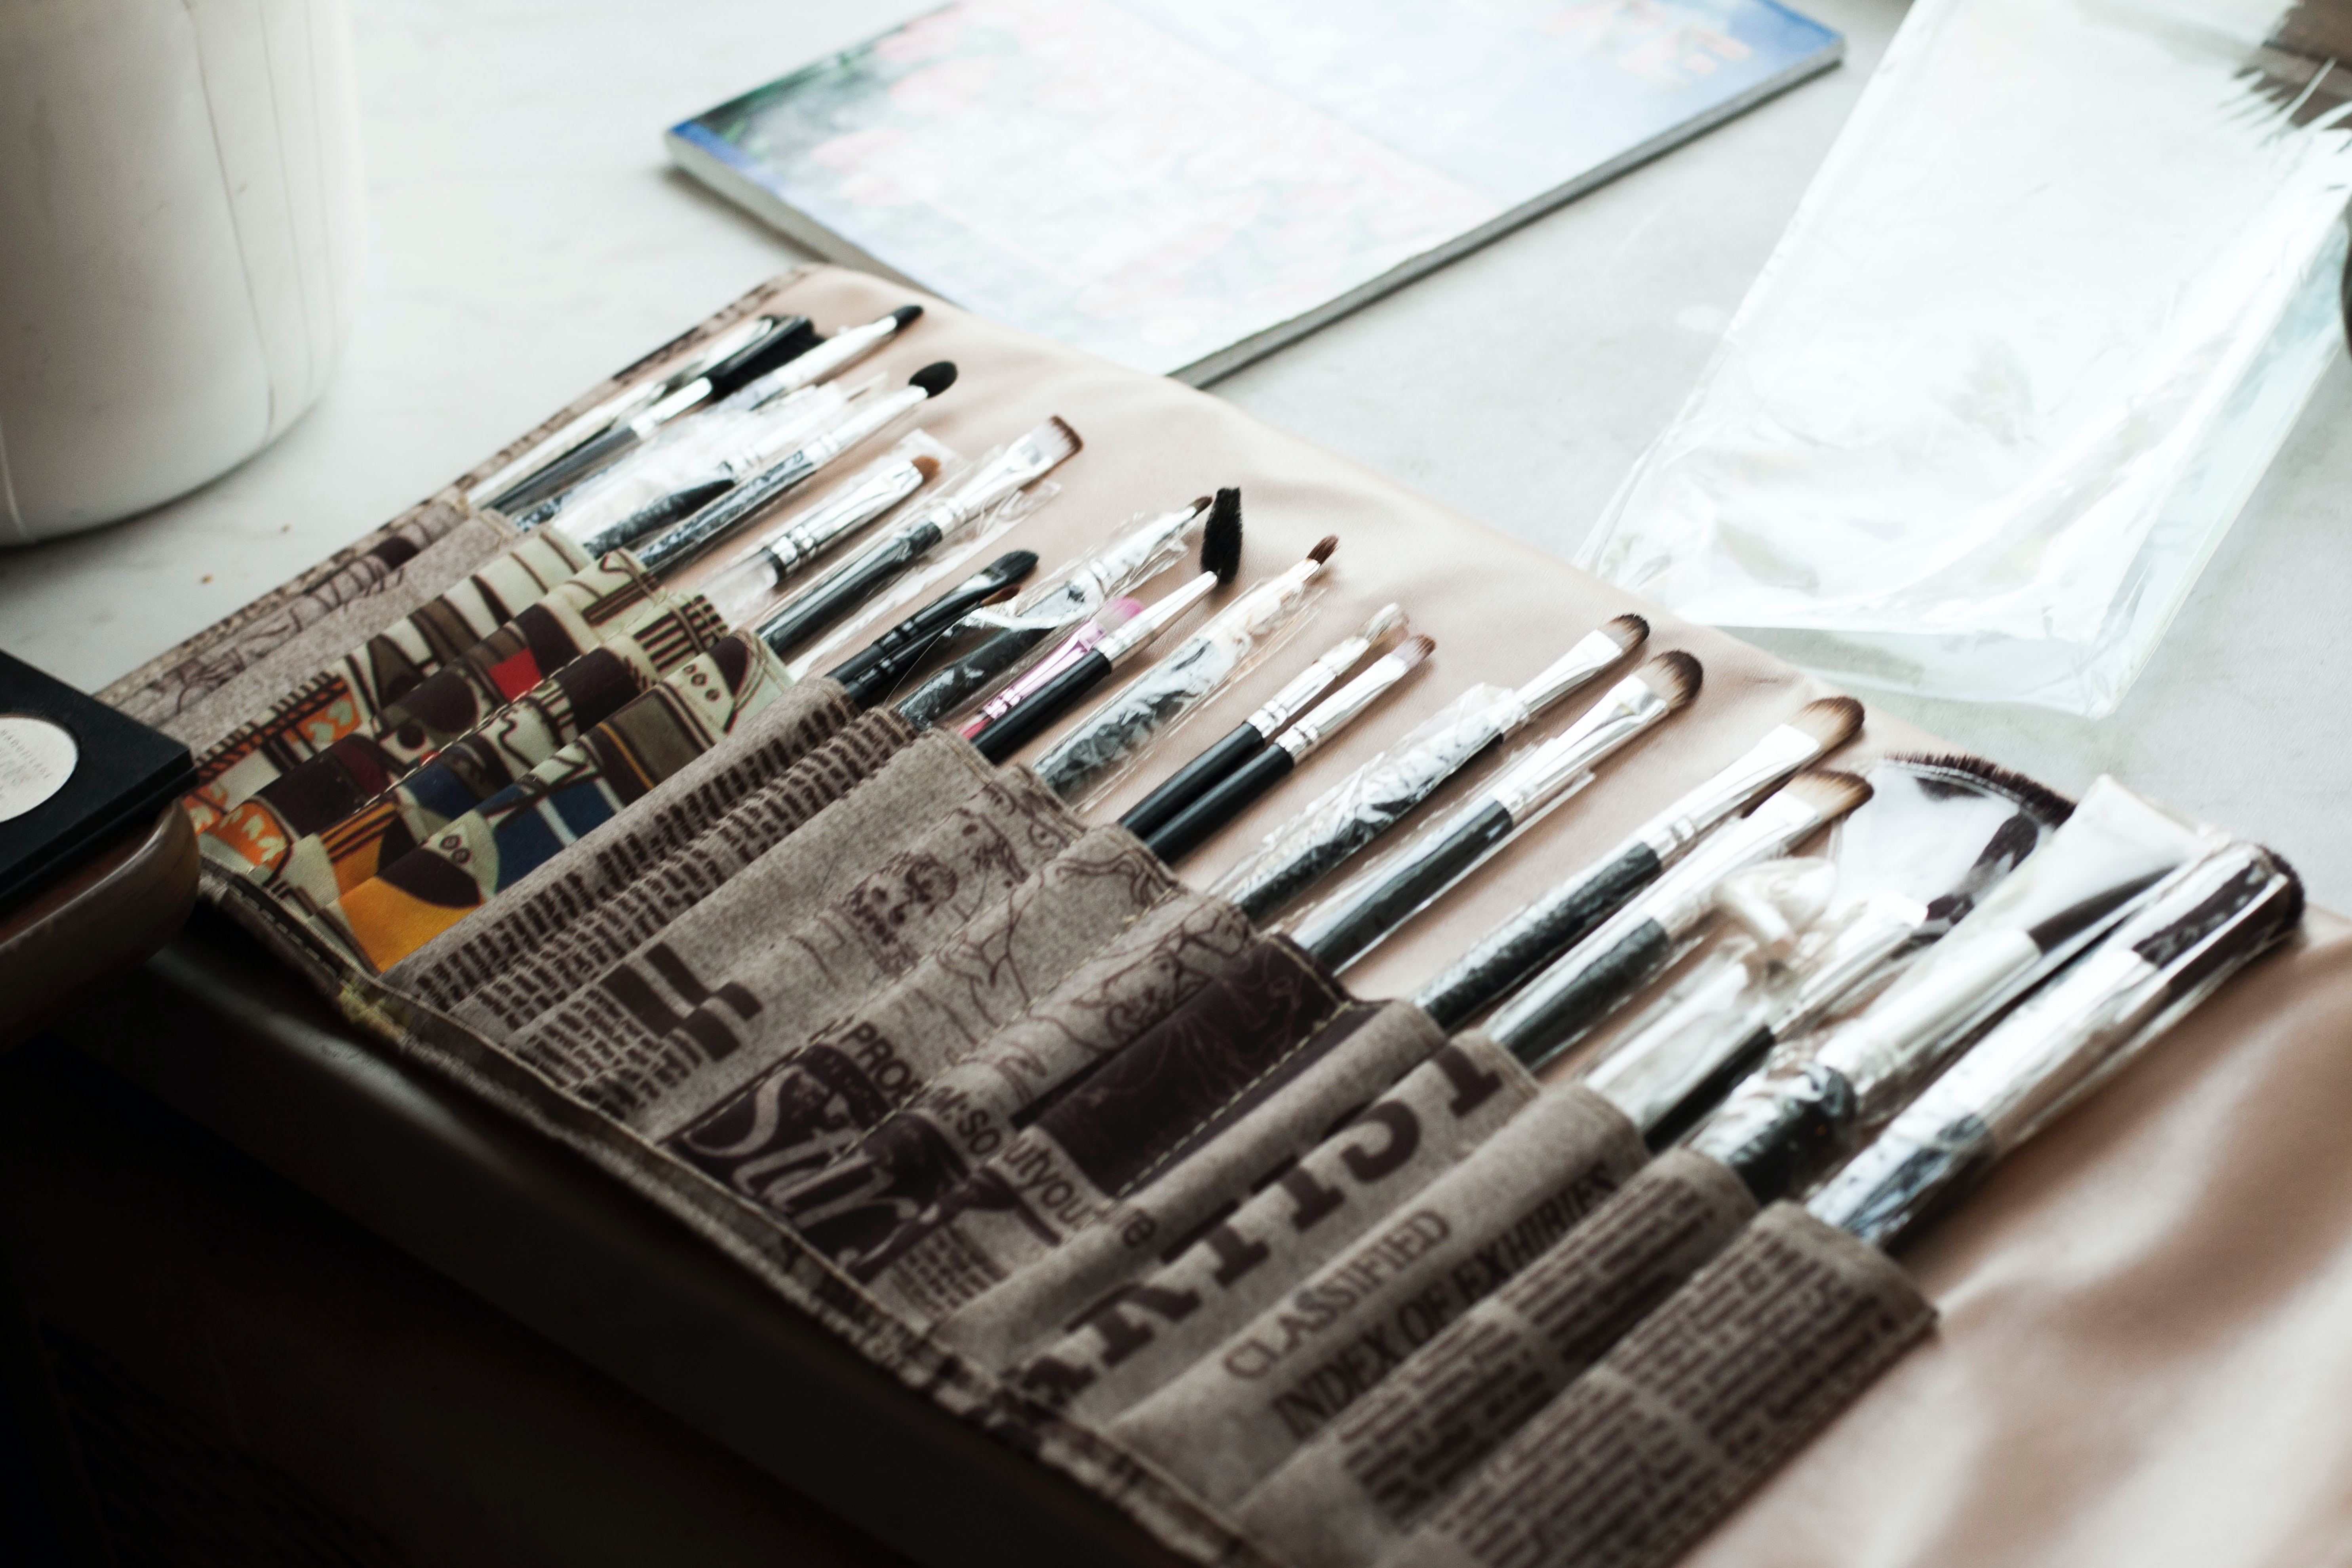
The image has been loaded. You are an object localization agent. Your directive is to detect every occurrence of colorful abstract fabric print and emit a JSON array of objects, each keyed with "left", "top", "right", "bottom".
[
  {"left": 319, "top": 630, "right": 792, "bottom": 973},
  {"left": 181, "top": 530, "right": 594, "bottom": 835},
  {"left": 256, "top": 592, "right": 729, "bottom": 913},
  {"left": 197, "top": 552, "right": 700, "bottom": 885}
]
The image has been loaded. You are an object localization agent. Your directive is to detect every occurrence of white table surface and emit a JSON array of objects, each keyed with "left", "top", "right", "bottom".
[{"left": 4, "top": 0, "right": 2346, "bottom": 909}]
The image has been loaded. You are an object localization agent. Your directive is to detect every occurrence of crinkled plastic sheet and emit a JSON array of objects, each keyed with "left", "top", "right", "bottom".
[
  {"left": 1210, "top": 682, "right": 1530, "bottom": 922},
  {"left": 1580, "top": 0, "right": 2352, "bottom": 715},
  {"left": 1030, "top": 582, "right": 1324, "bottom": 807}
]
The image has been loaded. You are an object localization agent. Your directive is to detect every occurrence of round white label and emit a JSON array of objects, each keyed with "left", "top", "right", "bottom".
[{"left": 0, "top": 714, "right": 78, "bottom": 824}]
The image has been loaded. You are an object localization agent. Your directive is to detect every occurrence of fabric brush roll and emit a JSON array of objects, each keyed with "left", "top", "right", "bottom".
[
  {"left": 388, "top": 676, "right": 861, "bottom": 1011},
  {"left": 854, "top": 935, "right": 1355, "bottom": 1326},
  {"left": 1018, "top": 1039, "right": 1640, "bottom": 1426},
  {"left": 1113, "top": 1100, "right": 1693, "bottom": 1511},
  {"left": 780, "top": 891, "right": 1256, "bottom": 1278},
  {"left": 454, "top": 707, "right": 919, "bottom": 1037},
  {"left": 183, "top": 529, "right": 596, "bottom": 832},
  {"left": 201, "top": 552, "right": 696, "bottom": 888},
  {"left": 514, "top": 756, "right": 1083, "bottom": 1129},
  {"left": 937, "top": 999, "right": 1451, "bottom": 1372},
  {"left": 1236, "top": 1150, "right": 1758, "bottom": 1568},
  {"left": 664, "top": 826, "right": 1179, "bottom": 1218},
  {"left": 318, "top": 628, "right": 794, "bottom": 972},
  {"left": 1381, "top": 1203, "right": 1933, "bottom": 1568}
]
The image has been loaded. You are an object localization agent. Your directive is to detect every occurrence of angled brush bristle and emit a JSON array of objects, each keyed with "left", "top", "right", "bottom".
[
  {"left": 1362, "top": 603, "right": 1408, "bottom": 642},
  {"left": 1201, "top": 489, "right": 1245, "bottom": 584},
  {"left": 1604, "top": 613, "right": 1651, "bottom": 653},
  {"left": 1035, "top": 415, "right": 1082, "bottom": 462},
  {"left": 910, "top": 360, "right": 957, "bottom": 396},
  {"left": 890, "top": 304, "right": 924, "bottom": 328},
  {"left": 1785, "top": 768, "right": 1873, "bottom": 821},
  {"left": 1307, "top": 534, "right": 1340, "bottom": 565},
  {"left": 1892, "top": 752, "right": 2076, "bottom": 826},
  {"left": 1639, "top": 650, "right": 1703, "bottom": 709},
  {"left": 1785, "top": 695, "right": 1865, "bottom": 753},
  {"left": 1393, "top": 633, "right": 1437, "bottom": 670},
  {"left": 911, "top": 453, "right": 941, "bottom": 481}
]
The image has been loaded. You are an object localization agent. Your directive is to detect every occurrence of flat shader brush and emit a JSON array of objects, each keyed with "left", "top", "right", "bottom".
[
  {"left": 1143, "top": 634, "right": 1434, "bottom": 863},
  {"left": 1408, "top": 696, "right": 1864, "bottom": 1030},
  {"left": 971, "top": 493, "right": 1261, "bottom": 764},
  {"left": 1292, "top": 649, "right": 1706, "bottom": 973},
  {"left": 1119, "top": 603, "right": 1406, "bottom": 841}
]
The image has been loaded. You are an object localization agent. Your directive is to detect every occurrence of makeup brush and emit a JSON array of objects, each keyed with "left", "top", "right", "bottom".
[
  {"left": 1484, "top": 769, "right": 1876, "bottom": 1075},
  {"left": 895, "top": 495, "right": 1223, "bottom": 732},
  {"left": 756, "top": 412, "right": 1077, "bottom": 657},
  {"left": 971, "top": 494, "right": 1260, "bottom": 764},
  {"left": 1212, "top": 616, "right": 1650, "bottom": 923},
  {"left": 825, "top": 550, "right": 1040, "bottom": 708},
  {"left": 1119, "top": 605, "right": 1407, "bottom": 841},
  {"left": 1144, "top": 634, "right": 1435, "bottom": 862},
  {"left": 603, "top": 362, "right": 956, "bottom": 564},
  {"left": 958, "top": 599, "right": 1143, "bottom": 738},
  {"left": 1291, "top": 651, "right": 1705, "bottom": 972},
  {"left": 491, "top": 312, "right": 821, "bottom": 513},
  {"left": 1404, "top": 697, "right": 1864, "bottom": 1030}
]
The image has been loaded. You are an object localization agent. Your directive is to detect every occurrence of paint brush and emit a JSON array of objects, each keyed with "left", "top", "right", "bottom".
[
  {"left": 755, "top": 412, "right": 1077, "bottom": 657},
  {"left": 1291, "top": 651, "right": 1705, "bottom": 972},
  {"left": 1143, "top": 634, "right": 1435, "bottom": 863},
  {"left": 1119, "top": 604, "right": 1407, "bottom": 841}
]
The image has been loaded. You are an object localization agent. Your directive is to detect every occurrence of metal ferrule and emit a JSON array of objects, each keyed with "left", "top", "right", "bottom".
[
  {"left": 1245, "top": 605, "right": 1402, "bottom": 736},
  {"left": 761, "top": 459, "right": 926, "bottom": 574},
  {"left": 1630, "top": 721, "right": 1832, "bottom": 866},
  {"left": 1641, "top": 791, "right": 1830, "bottom": 938},
  {"left": 1272, "top": 650, "right": 1415, "bottom": 761},
  {"left": 1487, "top": 672, "right": 1669, "bottom": 822},
  {"left": 1510, "top": 627, "right": 1637, "bottom": 719},
  {"left": 1097, "top": 573, "right": 1218, "bottom": 666},
  {"left": 1762, "top": 893, "right": 1932, "bottom": 1039}
]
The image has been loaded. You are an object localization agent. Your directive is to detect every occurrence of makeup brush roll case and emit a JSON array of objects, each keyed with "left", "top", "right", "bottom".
[{"left": 67, "top": 266, "right": 2352, "bottom": 1568}]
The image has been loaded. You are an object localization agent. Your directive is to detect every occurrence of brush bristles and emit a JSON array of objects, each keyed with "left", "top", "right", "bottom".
[
  {"left": 1894, "top": 752, "right": 2076, "bottom": 827},
  {"left": 910, "top": 361, "right": 957, "bottom": 396},
  {"left": 988, "top": 549, "right": 1040, "bottom": 581},
  {"left": 1307, "top": 534, "right": 1340, "bottom": 565},
  {"left": 1784, "top": 768, "right": 1873, "bottom": 822},
  {"left": 1604, "top": 613, "right": 1651, "bottom": 653},
  {"left": 1035, "top": 415, "right": 1083, "bottom": 463},
  {"left": 1393, "top": 634, "right": 1437, "bottom": 670},
  {"left": 890, "top": 304, "right": 924, "bottom": 328},
  {"left": 1361, "top": 603, "right": 1408, "bottom": 642},
  {"left": 1638, "top": 650, "right": 1703, "bottom": 710},
  {"left": 2264, "top": 850, "right": 2308, "bottom": 933},
  {"left": 1785, "top": 695, "right": 1864, "bottom": 753},
  {"left": 911, "top": 453, "right": 941, "bottom": 481},
  {"left": 1202, "top": 489, "right": 1245, "bottom": 584}
]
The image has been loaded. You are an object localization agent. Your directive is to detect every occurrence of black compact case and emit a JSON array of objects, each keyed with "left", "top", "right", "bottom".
[{"left": 0, "top": 649, "right": 195, "bottom": 911}]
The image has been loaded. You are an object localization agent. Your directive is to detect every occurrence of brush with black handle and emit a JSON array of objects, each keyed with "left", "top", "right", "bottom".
[
  {"left": 1142, "top": 633, "right": 1434, "bottom": 863},
  {"left": 1119, "top": 603, "right": 1406, "bottom": 842},
  {"left": 822, "top": 550, "right": 1040, "bottom": 708}
]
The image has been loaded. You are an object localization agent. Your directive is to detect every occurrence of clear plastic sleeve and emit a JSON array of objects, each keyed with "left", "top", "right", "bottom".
[
  {"left": 1030, "top": 582, "right": 1324, "bottom": 807},
  {"left": 1579, "top": 0, "right": 2352, "bottom": 714}
]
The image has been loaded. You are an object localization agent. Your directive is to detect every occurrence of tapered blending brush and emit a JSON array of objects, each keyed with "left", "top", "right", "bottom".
[
  {"left": 1404, "top": 697, "right": 1865, "bottom": 1029},
  {"left": 1212, "top": 615, "right": 1651, "bottom": 923},
  {"left": 1370, "top": 844, "right": 2301, "bottom": 1568},
  {"left": 489, "top": 311, "right": 824, "bottom": 513},
  {"left": 1119, "top": 604, "right": 1407, "bottom": 841},
  {"left": 970, "top": 497, "right": 1269, "bottom": 765},
  {"left": 1289, "top": 651, "right": 1710, "bottom": 972},
  {"left": 756, "top": 412, "right": 1079, "bottom": 657},
  {"left": 1143, "top": 634, "right": 1436, "bottom": 863}
]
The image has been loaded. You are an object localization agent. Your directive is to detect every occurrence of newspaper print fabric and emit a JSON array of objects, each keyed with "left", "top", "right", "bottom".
[
  {"left": 183, "top": 530, "right": 596, "bottom": 835},
  {"left": 199, "top": 552, "right": 688, "bottom": 887},
  {"left": 318, "top": 629, "right": 790, "bottom": 972},
  {"left": 260, "top": 592, "right": 730, "bottom": 916}
]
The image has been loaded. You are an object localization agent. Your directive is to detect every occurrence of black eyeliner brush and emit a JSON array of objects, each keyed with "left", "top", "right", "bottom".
[
  {"left": 1143, "top": 634, "right": 1434, "bottom": 863},
  {"left": 491, "top": 312, "right": 820, "bottom": 513},
  {"left": 826, "top": 550, "right": 1040, "bottom": 708},
  {"left": 1292, "top": 651, "right": 1705, "bottom": 974},
  {"left": 971, "top": 497, "right": 1264, "bottom": 764},
  {"left": 1119, "top": 603, "right": 1405, "bottom": 842}
]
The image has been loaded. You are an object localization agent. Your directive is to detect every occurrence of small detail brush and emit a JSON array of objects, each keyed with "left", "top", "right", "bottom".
[
  {"left": 1410, "top": 696, "right": 1864, "bottom": 1029},
  {"left": 971, "top": 493, "right": 1257, "bottom": 763},
  {"left": 1293, "top": 650, "right": 1705, "bottom": 972},
  {"left": 756, "top": 410, "right": 1076, "bottom": 657},
  {"left": 1119, "top": 603, "right": 1406, "bottom": 841},
  {"left": 1144, "top": 634, "right": 1435, "bottom": 863},
  {"left": 825, "top": 550, "right": 1040, "bottom": 708}
]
